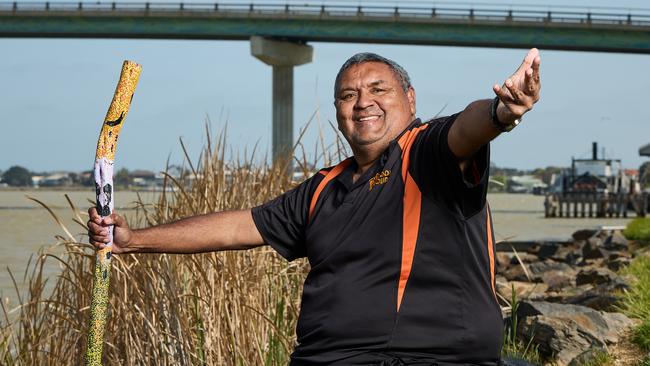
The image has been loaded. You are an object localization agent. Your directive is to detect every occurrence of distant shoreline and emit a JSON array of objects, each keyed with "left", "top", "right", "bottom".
[{"left": 0, "top": 186, "right": 159, "bottom": 193}]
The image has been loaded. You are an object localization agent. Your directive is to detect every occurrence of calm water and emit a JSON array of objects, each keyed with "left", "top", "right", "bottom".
[
  {"left": 0, "top": 190, "right": 632, "bottom": 307},
  {"left": 0, "top": 190, "right": 159, "bottom": 308}
]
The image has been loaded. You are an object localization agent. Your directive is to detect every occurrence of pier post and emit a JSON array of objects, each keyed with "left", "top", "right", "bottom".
[{"left": 250, "top": 36, "right": 313, "bottom": 164}]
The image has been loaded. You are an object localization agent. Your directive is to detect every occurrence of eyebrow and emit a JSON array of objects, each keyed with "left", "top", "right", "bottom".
[{"left": 338, "top": 79, "right": 388, "bottom": 94}]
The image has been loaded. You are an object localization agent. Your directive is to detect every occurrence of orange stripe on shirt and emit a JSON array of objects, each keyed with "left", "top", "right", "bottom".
[
  {"left": 486, "top": 204, "right": 496, "bottom": 299},
  {"left": 396, "top": 124, "right": 428, "bottom": 311},
  {"left": 308, "top": 158, "right": 352, "bottom": 221}
]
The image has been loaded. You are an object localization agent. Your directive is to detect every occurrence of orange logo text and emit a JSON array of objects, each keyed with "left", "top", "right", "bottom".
[{"left": 369, "top": 170, "right": 391, "bottom": 191}]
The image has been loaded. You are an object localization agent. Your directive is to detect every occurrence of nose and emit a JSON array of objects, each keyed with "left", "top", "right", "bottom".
[{"left": 355, "top": 89, "right": 374, "bottom": 109}]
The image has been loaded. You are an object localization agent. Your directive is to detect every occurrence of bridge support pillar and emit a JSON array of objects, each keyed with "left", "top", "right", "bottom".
[{"left": 251, "top": 36, "right": 313, "bottom": 164}]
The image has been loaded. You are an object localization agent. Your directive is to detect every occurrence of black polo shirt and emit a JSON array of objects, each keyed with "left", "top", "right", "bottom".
[{"left": 252, "top": 115, "right": 502, "bottom": 365}]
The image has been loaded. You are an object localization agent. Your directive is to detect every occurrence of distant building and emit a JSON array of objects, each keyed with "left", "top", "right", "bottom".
[
  {"left": 31, "top": 175, "right": 44, "bottom": 187},
  {"left": 507, "top": 175, "right": 547, "bottom": 194},
  {"left": 130, "top": 169, "right": 156, "bottom": 187},
  {"left": 40, "top": 172, "right": 73, "bottom": 187},
  {"left": 625, "top": 169, "right": 639, "bottom": 180}
]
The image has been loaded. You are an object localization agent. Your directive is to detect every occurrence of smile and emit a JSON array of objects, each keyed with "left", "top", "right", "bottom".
[{"left": 356, "top": 115, "right": 382, "bottom": 122}]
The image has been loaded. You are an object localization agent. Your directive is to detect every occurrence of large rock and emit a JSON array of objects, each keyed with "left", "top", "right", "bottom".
[
  {"left": 497, "top": 280, "right": 548, "bottom": 301},
  {"left": 516, "top": 301, "right": 635, "bottom": 365},
  {"left": 536, "top": 242, "right": 581, "bottom": 264},
  {"left": 563, "top": 281, "right": 628, "bottom": 311},
  {"left": 530, "top": 261, "right": 577, "bottom": 290},
  {"left": 496, "top": 252, "right": 512, "bottom": 273},
  {"left": 509, "top": 252, "right": 539, "bottom": 264},
  {"left": 603, "top": 231, "right": 628, "bottom": 251},
  {"left": 540, "top": 271, "right": 575, "bottom": 291},
  {"left": 503, "top": 260, "right": 577, "bottom": 286},
  {"left": 517, "top": 315, "right": 602, "bottom": 365},
  {"left": 536, "top": 242, "right": 560, "bottom": 260},
  {"left": 517, "top": 301, "right": 634, "bottom": 342},
  {"left": 582, "top": 237, "right": 607, "bottom": 260},
  {"left": 502, "top": 264, "right": 534, "bottom": 282},
  {"left": 608, "top": 257, "right": 632, "bottom": 272},
  {"left": 552, "top": 244, "right": 583, "bottom": 265},
  {"left": 572, "top": 229, "right": 597, "bottom": 241},
  {"left": 575, "top": 267, "right": 621, "bottom": 286}
]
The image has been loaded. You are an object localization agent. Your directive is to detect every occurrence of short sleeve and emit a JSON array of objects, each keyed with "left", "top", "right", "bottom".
[
  {"left": 409, "top": 114, "right": 490, "bottom": 218},
  {"left": 251, "top": 175, "right": 320, "bottom": 261}
]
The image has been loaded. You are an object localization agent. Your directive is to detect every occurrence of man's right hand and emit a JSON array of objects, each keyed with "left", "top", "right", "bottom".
[{"left": 87, "top": 207, "right": 134, "bottom": 254}]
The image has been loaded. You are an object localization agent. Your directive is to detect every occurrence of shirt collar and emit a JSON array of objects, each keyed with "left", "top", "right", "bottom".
[
  {"left": 335, "top": 117, "right": 421, "bottom": 190},
  {"left": 391, "top": 118, "right": 422, "bottom": 146}
]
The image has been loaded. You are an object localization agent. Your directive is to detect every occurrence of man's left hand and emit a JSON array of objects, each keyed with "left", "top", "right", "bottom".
[{"left": 493, "top": 48, "right": 541, "bottom": 123}]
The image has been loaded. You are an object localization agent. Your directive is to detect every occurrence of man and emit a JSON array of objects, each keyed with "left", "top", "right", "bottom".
[{"left": 88, "top": 49, "right": 541, "bottom": 365}]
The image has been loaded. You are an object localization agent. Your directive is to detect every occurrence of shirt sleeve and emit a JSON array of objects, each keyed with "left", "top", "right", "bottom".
[
  {"left": 409, "top": 113, "right": 490, "bottom": 218},
  {"left": 251, "top": 175, "right": 320, "bottom": 261}
]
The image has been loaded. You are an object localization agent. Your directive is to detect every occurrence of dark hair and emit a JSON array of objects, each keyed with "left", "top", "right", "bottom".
[{"left": 334, "top": 52, "right": 412, "bottom": 98}]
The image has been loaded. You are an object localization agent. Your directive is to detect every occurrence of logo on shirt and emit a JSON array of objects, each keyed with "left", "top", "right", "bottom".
[{"left": 369, "top": 170, "right": 391, "bottom": 191}]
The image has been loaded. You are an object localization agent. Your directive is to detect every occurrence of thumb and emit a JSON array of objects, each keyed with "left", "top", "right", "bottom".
[{"left": 104, "top": 213, "right": 128, "bottom": 228}]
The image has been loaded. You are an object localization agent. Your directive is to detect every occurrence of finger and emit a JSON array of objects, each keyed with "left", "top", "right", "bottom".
[
  {"left": 102, "top": 213, "right": 120, "bottom": 226},
  {"left": 88, "top": 207, "right": 102, "bottom": 223},
  {"left": 88, "top": 221, "right": 109, "bottom": 235},
  {"left": 504, "top": 79, "right": 524, "bottom": 102},
  {"left": 90, "top": 241, "right": 107, "bottom": 250},
  {"left": 493, "top": 83, "right": 513, "bottom": 103},
  {"left": 515, "top": 48, "right": 538, "bottom": 74},
  {"left": 90, "top": 234, "right": 110, "bottom": 244},
  {"left": 532, "top": 55, "right": 541, "bottom": 83},
  {"left": 109, "top": 213, "right": 128, "bottom": 228},
  {"left": 524, "top": 68, "right": 535, "bottom": 94}
]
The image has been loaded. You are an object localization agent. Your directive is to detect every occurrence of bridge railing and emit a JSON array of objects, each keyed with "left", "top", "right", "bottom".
[{"left": 2, "top": 1, "right": 650, "bottom": 27}]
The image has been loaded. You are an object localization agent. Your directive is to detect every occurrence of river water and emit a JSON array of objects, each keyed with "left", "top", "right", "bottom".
[{"left": 0, "top": 190, "right": 633, "bottom": 308}]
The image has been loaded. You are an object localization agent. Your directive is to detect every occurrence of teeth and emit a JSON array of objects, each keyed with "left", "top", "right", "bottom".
[{"left": 359, "top": 116, "right": 379, "bottom": 121}]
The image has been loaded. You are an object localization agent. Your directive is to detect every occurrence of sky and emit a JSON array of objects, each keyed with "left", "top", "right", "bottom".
[{"left": 1, "top": 0, "right": 649, "bottom": 173}]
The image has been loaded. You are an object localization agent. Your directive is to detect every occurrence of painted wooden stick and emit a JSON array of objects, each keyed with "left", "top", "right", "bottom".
[{"left": 85, "top": 61, "right": 141, "bottom": 366}]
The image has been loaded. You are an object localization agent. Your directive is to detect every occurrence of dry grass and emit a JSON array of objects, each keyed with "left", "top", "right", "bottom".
[{"left": 0, "top": 121, "right": 345, "bottom": 365}]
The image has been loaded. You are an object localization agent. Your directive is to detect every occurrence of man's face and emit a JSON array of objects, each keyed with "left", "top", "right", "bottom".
[{"left": 335, "top": 62, "right": 416, "bottom": 150}]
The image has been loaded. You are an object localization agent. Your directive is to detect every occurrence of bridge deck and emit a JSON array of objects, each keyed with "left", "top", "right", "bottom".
[{"left": 2, "top": 1, "right": 650, "bottom": 53}]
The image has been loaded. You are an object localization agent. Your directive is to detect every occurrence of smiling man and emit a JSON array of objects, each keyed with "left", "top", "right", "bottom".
[{"left": 88, "top": 49, "right": 541, "bottom": 365}]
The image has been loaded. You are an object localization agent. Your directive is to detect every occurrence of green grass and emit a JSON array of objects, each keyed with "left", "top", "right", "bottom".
[
  {"left": 576, "top": 351, "right": 614, "bottom": 366},
  {"left": 620, "top": 253, "right": 650, "bottom": 357},
  {"left": 642, "top": 356, "right": 650, "bottom": 366},
  {"left": 624, "top": 218, "right": 650, "bottom": 242},
  {"left": 632, "top": 320, "right": 650, "bottom": 351},
  {"left": 619, "top": 217, "right": 650, "bottom": 364},
  {"left": 501, "top": 285, "right": 542, "bottom": 363}
]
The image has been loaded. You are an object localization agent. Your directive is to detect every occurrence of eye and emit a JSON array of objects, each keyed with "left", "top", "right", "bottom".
[
  {"left": 371, "top": 87, "right": 387, "bottom": 94},
  {"left": 339, "top": 92, "right": 356, "bottom": 101}
]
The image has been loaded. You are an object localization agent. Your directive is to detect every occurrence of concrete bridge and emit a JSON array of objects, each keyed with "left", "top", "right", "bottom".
[{"left": 3, "top": 1, "right": 650, "bottom": 159}]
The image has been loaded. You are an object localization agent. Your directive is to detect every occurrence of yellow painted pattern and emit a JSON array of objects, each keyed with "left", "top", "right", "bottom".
[{"left": 95, "top": 61, "right": 142, "bottom": 161}]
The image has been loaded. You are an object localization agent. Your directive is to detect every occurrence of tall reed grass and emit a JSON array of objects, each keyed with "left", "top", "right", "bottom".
[
  {"left": 0, "top": 120, "right": 345, "bottom": 365},
  {"left": 1, "top": 116, "right": 544, "bottom": 365}
]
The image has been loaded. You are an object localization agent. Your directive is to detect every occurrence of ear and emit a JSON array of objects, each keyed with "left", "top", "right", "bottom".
[{"left": 407, "top": 87, "right": 416, "bottom": 116}]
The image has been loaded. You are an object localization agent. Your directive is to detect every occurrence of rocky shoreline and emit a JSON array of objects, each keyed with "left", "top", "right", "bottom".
[{"left": 496, "top": 229, "right": 646, "bottom": 365}]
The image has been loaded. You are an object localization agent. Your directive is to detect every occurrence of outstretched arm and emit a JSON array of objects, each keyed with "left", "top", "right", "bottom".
[
  {"left": 448, "top": 48, "right": 541, "bottom": 168},
  {"left": 88, "top": 207, "right": 265, "bottom": 254}
]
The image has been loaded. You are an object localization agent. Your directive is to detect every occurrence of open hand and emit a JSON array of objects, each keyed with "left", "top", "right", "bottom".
[{"left": 493, "top": 48, "right": 541, "bottom": 123}]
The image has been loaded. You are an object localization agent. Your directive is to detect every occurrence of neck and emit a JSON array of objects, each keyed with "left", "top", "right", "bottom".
[
  {"left": 351, "top": 143, "right": 386, "bottom": 183},
  {"left": 348, "top": 115, "right": 417, "bottom": 182}
]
